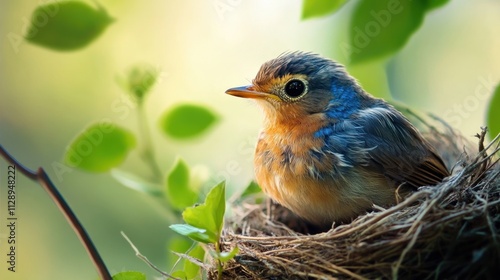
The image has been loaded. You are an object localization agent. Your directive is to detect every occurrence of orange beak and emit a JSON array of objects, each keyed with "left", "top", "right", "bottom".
[{"left": 225, "top": 85, "right": 280, "bottom": 101}]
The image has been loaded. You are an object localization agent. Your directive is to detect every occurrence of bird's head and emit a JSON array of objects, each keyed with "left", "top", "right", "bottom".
[{"left": 226, "top": 52, "right": 369, "bottom": 125}]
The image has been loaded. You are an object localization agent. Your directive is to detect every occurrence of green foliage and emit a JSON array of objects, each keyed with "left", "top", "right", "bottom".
[
  {"left": 170, "top": 181, "right": 226, "bottom": 244},
  {"left": 240, "top": 181, "right": 262, "bottom": 199},
  {"left": 112, "top": 271, "right": 146, "bottom": 280},
  {"left": 166, "top": 159, "right": 199, "bottom": 211},
  {"left": 23, "top": 1, "right": 221, "bottom": 277},
  {"left": 210, "top": 246, "right": 239, "bottom": 263},
  {"left": 122, "top": 64, "right": 158, "bottom": 103},
  {"left": 64, "top": 122, "right": 136, "bottom": 172},
  {"left": 171, "top": 271, "right": 188, "bottom": 279},
  {"left": 301, "top": 0, "right": 348, "bottom": 19},
  {"left": 300, "top": 0, "right": 453, "bottom": 64},
  {"left": 61, "top": 67, "right": 221, "bottom": 277},
  {"left": 25, "top": 1, "right": 113, "bottom": 51},
  {"left": 64, "top": 61, "right": 219, "bottom": 177},
  {"left": 170, "top": 182, "right": 235, "bottom": 279},
  {"left": 349, "top": 0, "right": 426, "bottom": 64},
  {"left": 424, "top": 0, "right": 451, "bottom": 11},
  {"left": 184, "top": 244, "right": 205, "bottom": 279},
  {"left": 168, "top": 236, "right": 204, "bottom": 278},
  {"left": 170, "top": 224, "right": 215, "bottom": 244},
  {"left": 183, "top": 182, "right": 226, "bottom": 241},
  {"left": 487, "top": 83, "right": 500, "bottom": 139},
  {"left": 160, "top": 104, "right": 219, "bottom": 139}
]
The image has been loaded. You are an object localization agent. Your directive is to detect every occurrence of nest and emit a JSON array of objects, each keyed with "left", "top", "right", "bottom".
[{"left": 209, "top": 123, "right": 500, "bottom": 280}]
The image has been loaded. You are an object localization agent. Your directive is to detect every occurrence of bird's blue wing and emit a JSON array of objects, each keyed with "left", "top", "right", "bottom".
[{"left": 318, "top": 105, "right": 449, "bottom": 187}]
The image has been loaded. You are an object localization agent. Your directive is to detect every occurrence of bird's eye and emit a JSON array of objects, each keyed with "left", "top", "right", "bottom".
[{"left": 284, "top": 79, "right": 306, "bottom": 99}]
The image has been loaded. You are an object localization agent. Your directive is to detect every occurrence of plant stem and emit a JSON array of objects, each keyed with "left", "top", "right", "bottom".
[
  {"left": 215, "top": 241, "right": 223, "bottom": 280},
  {"left": 137, "top": 102, "right": 163, "bottom": 183}
]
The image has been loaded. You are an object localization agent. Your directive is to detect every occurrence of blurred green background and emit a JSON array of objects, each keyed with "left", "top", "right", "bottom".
[{"left": 1, "top": 0, "right": 499, "bottom": 279}]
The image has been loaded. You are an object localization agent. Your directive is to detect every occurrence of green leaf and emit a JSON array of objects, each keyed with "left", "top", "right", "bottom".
[
  {"left": 111, "top": 169, "right": 163, "bottom": 196},
  {"left": 349, "top": 0, "right": 426, "bottom": 64},
  {"left": 65, "top": 122, "right": 136, "bottom": 172},
  {"left": 166, "top": 159, "right": 199, "bottom": 211},
  {"left": 424, "top": 0, "right": 450, "bottom": 11},
  {"left": 171, "top": 270, "right": 187, "bottom": 279},
  {"left": 184, "top": 244, "right": 205, "bottom": 279},
  {"left": 122, "top": 64, "right": 158, "bottom": 102},
  {"left": 160, "top": 104, "right": 219, "bottom": 139},
  {"left": 487, "top": 84, "right": 500, "bottom": 140},
  {"left": 170, "top": 224, "right": 215, "bottom": 244},
  {"left": 301, "top": 0, "right": 348, "bottom": 19},
  {"left": 240, "top": 181, "right": 261, "bottom": 199},
  {"left": 217, "top": 246, "right": 239, "bottom": 263},
  {"left": 182, "top": 182, "right": 226, "bottom": 243},
  {"left": 25, "top": 1, "right": 113, "bottom": 51},
  {"left": 112, "top": 271, "right": 146, "bottom": 280}
]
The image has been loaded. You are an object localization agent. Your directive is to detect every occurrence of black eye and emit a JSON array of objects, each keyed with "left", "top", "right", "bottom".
[{"left": 284, "top": 79, "right": 306, "bottom": 98}]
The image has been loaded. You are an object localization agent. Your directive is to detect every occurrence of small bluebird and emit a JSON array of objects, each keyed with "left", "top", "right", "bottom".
[{"left": 226, "top": 52, "right": 449, "bottom": 227}]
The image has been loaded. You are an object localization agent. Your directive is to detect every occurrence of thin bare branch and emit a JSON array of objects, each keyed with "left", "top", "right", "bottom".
[{"left": 0, "top": 145, "right": 111, "bottom": 280}]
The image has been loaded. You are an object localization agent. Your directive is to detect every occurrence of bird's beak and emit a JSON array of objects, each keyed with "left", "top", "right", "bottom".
[{"left": 225, "top": 85, "right": 280, "bottom": 101}]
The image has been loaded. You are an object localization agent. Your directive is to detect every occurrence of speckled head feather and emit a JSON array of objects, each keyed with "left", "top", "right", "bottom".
[{"left": 253, "top": 51, "right": 362, "bottom": 95}]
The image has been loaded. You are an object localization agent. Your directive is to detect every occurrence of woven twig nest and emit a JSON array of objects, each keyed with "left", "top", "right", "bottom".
[{"left": 209, "top": 121, "right": 500, "bottom": 280}]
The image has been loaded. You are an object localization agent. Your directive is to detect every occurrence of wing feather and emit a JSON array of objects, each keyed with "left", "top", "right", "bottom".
[{"left": 320, "top": 105, "right": 449, "bottom": 188}]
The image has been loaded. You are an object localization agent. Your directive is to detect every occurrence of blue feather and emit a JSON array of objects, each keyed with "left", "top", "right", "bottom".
[{"left": 324, "top": 80, "right": 361, "bottom": 120}]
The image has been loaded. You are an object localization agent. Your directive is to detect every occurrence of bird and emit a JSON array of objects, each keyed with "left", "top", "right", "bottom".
[{"left": 226, "top": 51, "right": 449, "bottom": 227}]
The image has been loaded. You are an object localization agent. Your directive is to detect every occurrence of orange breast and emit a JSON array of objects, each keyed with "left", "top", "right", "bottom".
[{"left": 253, "top": 112, "right": 395, "bottom": 225}]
